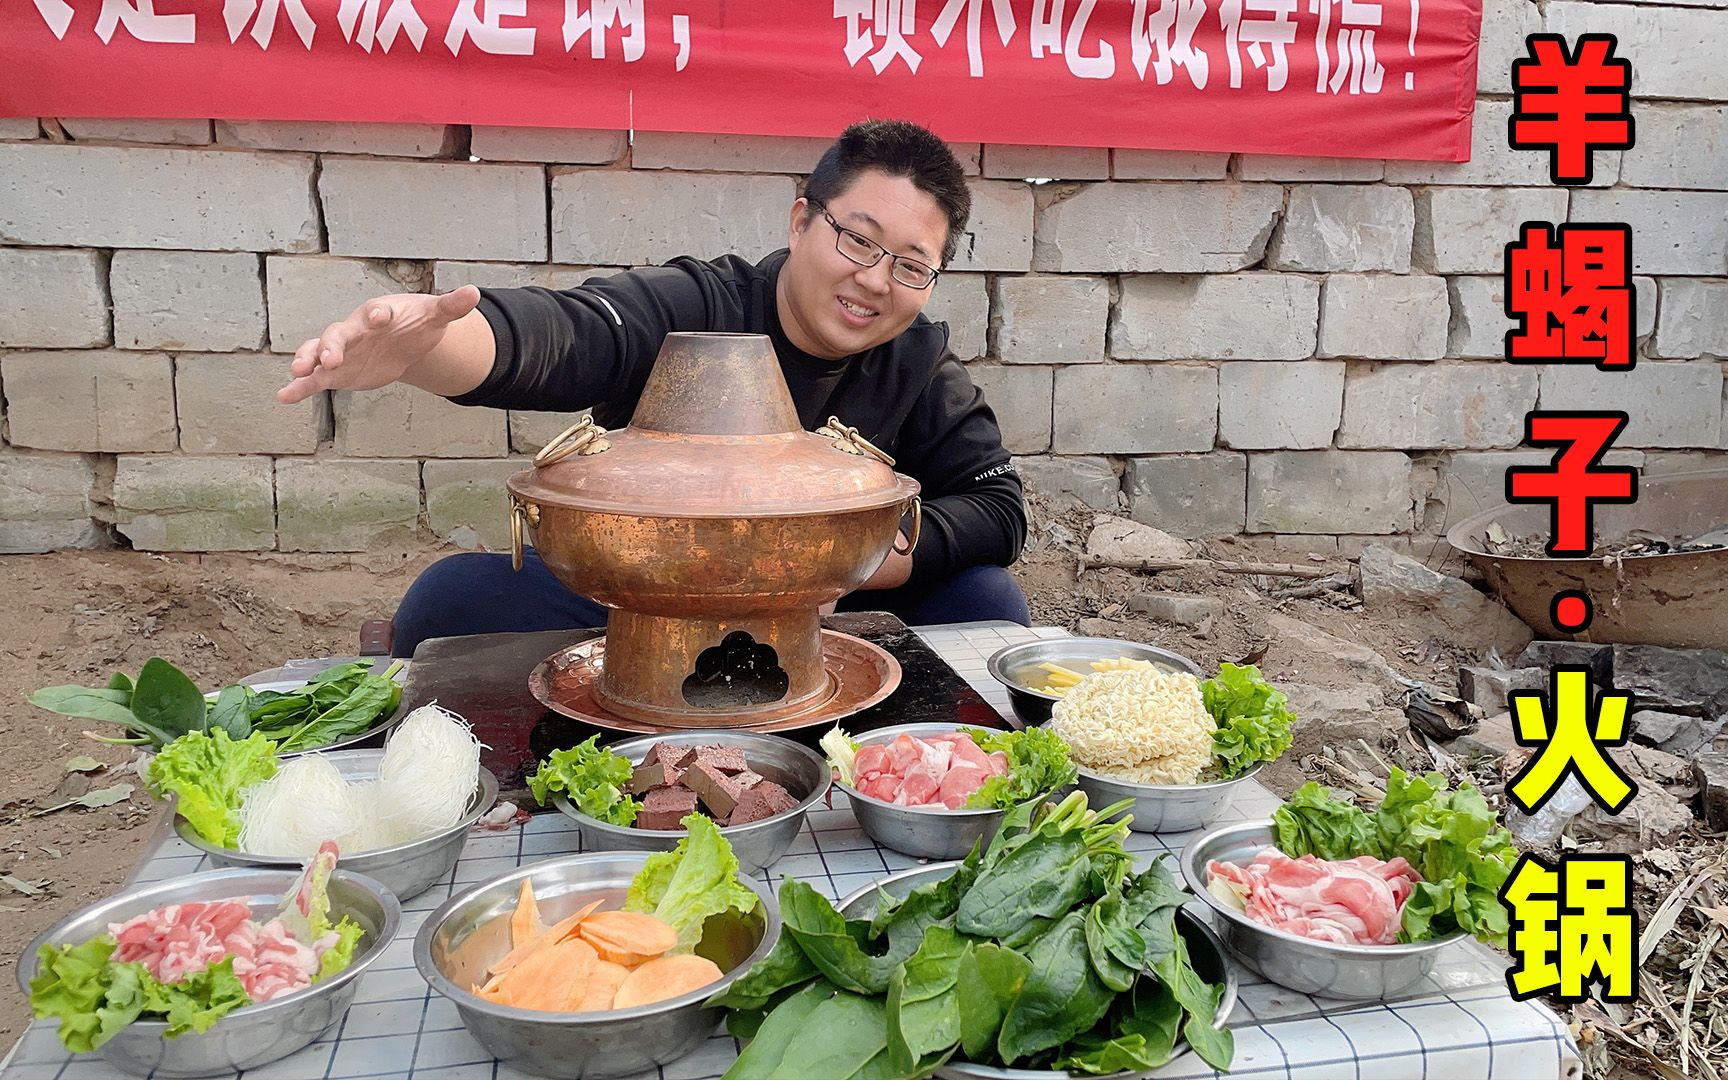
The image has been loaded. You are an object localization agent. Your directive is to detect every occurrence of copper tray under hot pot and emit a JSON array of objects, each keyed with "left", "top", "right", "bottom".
[{"left": 528, "top": 631, "right": 903, "bottom": 735}]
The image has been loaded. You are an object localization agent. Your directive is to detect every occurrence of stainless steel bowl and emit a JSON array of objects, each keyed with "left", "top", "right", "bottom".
[
  {"left": 837, "top": 862, "right": 1237, "bottom": 1080},
  {"left": 176, "top": 750, "right": 499, "bottom": 902},
  {"left": 414, "top": 851, "right": 778, "bottom": 1079},
  {"left": 1074, "top": 762, "right": 1263, "bottom": 834},
  {"left": 551, "top": 731, "right": 828, "bottom": 874},
  {"left": 1180, "top": 820, "right": 1466, "bottom": 1000},
  {"left": 986, "top": 638, "right": 1202, "bottom": 727},
  {"left": 16, "top": 867, "right": 400, "bottom": 1078},
  {"left": 834, "top": 723, "right": 1011, "bottom": 860}
]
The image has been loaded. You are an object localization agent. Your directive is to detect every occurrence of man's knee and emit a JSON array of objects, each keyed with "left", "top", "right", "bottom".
[{"left": 392, "top": 552, "right": 517, "bottom": 654}]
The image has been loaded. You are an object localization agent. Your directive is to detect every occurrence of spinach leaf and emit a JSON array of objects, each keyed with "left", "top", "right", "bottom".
[
  {"left": 778, "top": 879, "right": 931, "bottom": 996},
  {"left": 867, "top": 854, "right": 977, "bottom": 939},
  {"left": 707, "top": 931, "right": 819, "bottom": 1011},
  {"left": 886, "top": 925, "right": 968, "bottom": 1074},
  {"left": 307, "top": 661, "right": 374, "bottom": 686},
  {"left": 1052, "top": 979, "right": 1183, "bottom": 1075},
  {"left": 723, "top": 979, "right": 837, "bottom": 1079},
  {"left": 997, "top": 916, "right": 1058, "bottom": 953},
  {"left": 997, "top": 909, "right": 1115, "bottom": 1064},
  {"left": 25, "top": 687, "right": 144, "bottom": 732},
  {"left": 956, "top": 942, "right": 1031, "bottom": 1063},
  {"left": 268, "top": 674, "right": 399, "bottom": 752},
  {"left": 733, "top": 990, "right": 899, "bottom": 1080},
  {"left": 957, "top": 830, "right": 1090, "bottom": 939},
  {"left": 1084, "top": 895, "right": 1144, "bottom": 992},
  {"left": 105, "top": 673, "right": 133, "bottom": 693},
  {"left": 206, "top": 685, "right": 252, "bottom": 740},
  {"left": 131, "top": 658, "right": 208, "bottom": 742},
  {"left": 1149, "top": 921, "right": 1234, "bottom": 1072}
]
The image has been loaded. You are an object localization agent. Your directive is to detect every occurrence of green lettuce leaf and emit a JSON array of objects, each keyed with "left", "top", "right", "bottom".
[
  {"left": 29, "top": 936, "right": 127, "bottom": 1053},
  {"left": 624, "top": 813, "right": 759, "bottom": 952},
  {"left": 1272, "top": 781, "right": 1380, "bottom": 860},
  {"left": 316, "top": 919, "right": 367, "bottom": 981},
  {"left": 819, "top": 728, "right": 859, "bottom": 786},
  {"left": 146, "top": 729, "right": 279, "bottom": 848},
  {"left": 1202, "top": 663, "right": 1296, "bottom": 780},
  {"left": 132, "top": 959, "right": 251, "bottom": 1038},
  {"left": 960, "top": 726, "right": 1079, "bottom": 809},
  {"left": 528, "top": 735, "right": 641, "bottom": 826}
]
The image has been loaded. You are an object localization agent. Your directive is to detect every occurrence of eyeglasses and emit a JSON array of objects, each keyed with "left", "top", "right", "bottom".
[{"left": 811, "top": 203, "right": 941, "bottom": 290}]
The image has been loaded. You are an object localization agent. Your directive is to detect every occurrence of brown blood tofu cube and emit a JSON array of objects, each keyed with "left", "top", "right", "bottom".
[
  {"left": 684, "top": 761, "right": 745, "bottom": 818},
  {"left": 692, "top": 745, "right": 747, "bottom": 775},
  {"left": 648, "top": 743, "right": 697, "bottom": 770},
  {"left": 641, "top": 786, "right": 699, "bottom": 816},
  {"left": 733, "top": 770, "right": 766, "bottom": 791},
  {"left": 629, "top": 760, "right": 685, "bottom": 794},
  {"left": 729, "top": 781, "right": 798, "bottom": 825},
  {"left": 636, "top": 809, "right": 690, "bottom": 830}
]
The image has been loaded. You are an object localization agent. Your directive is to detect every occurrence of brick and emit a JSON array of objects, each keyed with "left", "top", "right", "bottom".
[
  {"left": 1237, "top": 155, "right": 1384, "bottom": 182},
  {"left": 332, "top": 383, "right": 507, "bottom": 457},
  {"left": 1014, "top": 455, "right": 1121, "bottom": 511},
  {"left": 1547, "top": 3, "right": 1728, "bottom": 100},
  {"left": 175, "top": 354, "right": 328, "bottom": 455},
  {"left": 1034, "top": 183, "right": 1283, "bottom": 272},
  {"left": 1340, "top": 363, "right": 1538, "bottom": 448},
  {"left": 632, "top": 132, "right": 826, "bottom": 172},
  {"left": 61, "top": 118, "right": 211, "bottom": 145},
  {"left": 266, "top": 256, "right": 429, "bottom": 352},
  {"left": 1110, "top": 150, "right": 1231, "bottom": 180},
  {"left": 1478, "top": 0, "right": 1543, "bottom": 94},
  {"left": 432, "top": 262, "right": 619, "bottom": 293},
  {"left": 322, "top": 159, "right": 546, "bottom": 261},
  {"left": 920, "top": 272, "right": 988, "bottom": 361},
  {"left": 0, "top": 117, "right": 39, "bottom": 139},
  {"left": 510, "top": 411, "right": 592, "bottom": 454},
  {"left": 1620, "top": 105, "right": 1727, "bottom": 190},
  {"left": 967, "top": 366, "right": 1053, "bottom": 454},
  {"left": 0, "top": 451, "right": 102, "bottom": 553},
  {"left": 1125, "top": 453, "right": 1248, "bottom": 537},
  {"left": 1642, "top": 450, "right": 1728, "bottom": 476},
  {"left": 470, "top": 126, "right": 626, "bottom": 164},
  {"left": 1439, "top": 449, "right": 1644, "bottom": 522},
  {"left": 1247, "top": 450, "right": 1413, "bottom": 534},
  {"left": 1414, "top": 188, "right": 1568, "bottom": 274},
  {"left": 0, "top": 144, "right": 319, "bottom": 252},
  {"left": 1571, "top": 191, "right": 1728, "bottom": 276},
  {"left": 1218, "top": 361, "right": 1345, "bottom": 450},
  {"left": 1386, "top": 101, "right": 1615, "bottom": 187},
  {"left": 1449, "top": 275, "right": 1655, "bottom": 358},
  {"left": 276, "top": 458, "right": 419, "bottom": 552},
  {"left": 216, "top": 120, "right": 457, "bottom": 156},
  {"left": 1652, "top": 280, "right": 1728, "bottom": 359},
  {"left": 995, "top": 275, "right": 1108, "bottom": 363},
  {"left": 1318, "top": 274, "right": 1449, "bottom": 360},
  {"left": 1540, "top": 362, "right": 1722, "bottom": 447},
  {"left": 425, "top": 458, "right": 524, "bottom": 551},
  {"left": 2, "top": 351, "right": 176, "bottom": 452},
  {"left": 986, "top": 145, "right": 1109, "bottom": 180},
  {"left": 949, "top": 181, "right": 1034, "bottom": 272},
  {"left": 1054, "top": 364, "right": 1217, "bottom": 453},
  {"left": 0, "top": 248, "right": 108, "bottom": 348},
  {"left": 551, "top": 171, "right": 795, "bottom": 266},
  {"left": 1113, "top": 274, "right": 1318, "bottom": 361},
  {"left": 1268, "top": 185, "right": 1414, "bottom": 272},
  {"left": 110, "top": 250, "right": 264, "bottom": 351},
  {"left": 113, "top": 455, "right": 275, "bottom": 551}
]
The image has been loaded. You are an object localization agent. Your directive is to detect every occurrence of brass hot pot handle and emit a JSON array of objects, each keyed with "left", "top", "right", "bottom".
[
  {"left": 534, "top": 417, "right": 610, "bottom": 467},
  {"left": 894, "top": 496, "right": 922, "bottom": 556},
  {"left": 509, "top": 495, "right": 541, "bottom": 572}
]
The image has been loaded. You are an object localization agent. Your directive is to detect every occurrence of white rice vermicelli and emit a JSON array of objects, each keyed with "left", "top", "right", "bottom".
[{"left": 1046, "top": 664, "right": 1214, "bottom": 786}]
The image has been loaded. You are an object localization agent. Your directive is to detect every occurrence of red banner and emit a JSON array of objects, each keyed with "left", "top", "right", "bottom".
[{"left": 1, "top": 1, "right": 1480, "bottom": 161}]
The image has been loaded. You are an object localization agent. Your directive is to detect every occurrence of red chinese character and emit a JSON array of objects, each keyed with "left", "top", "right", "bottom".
[
  {"left": 1504, "top": 222, "right": 1634, "bottom": 368},
  {"left": 1510, "top": 34, "right": 1634, "bottom": 186},
  {"left": 1505, "top": 413, "right": 1637, "bottom": 557}
]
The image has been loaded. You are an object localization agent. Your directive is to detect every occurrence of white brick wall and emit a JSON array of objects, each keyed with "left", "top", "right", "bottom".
[{"left": 321, "top": 160, "right": 547, "bottom": 261}]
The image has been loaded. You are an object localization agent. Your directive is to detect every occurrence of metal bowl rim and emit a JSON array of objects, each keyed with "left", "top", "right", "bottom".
[
  {"left": 1445, "top": 467, "right": 1728, "bottom": 564},
  {"left": 174, "top": 754, "right": 499, "bottom": 864},
  {"left": 1179, "top": 820, "right": 1468, "bottom": 958},
  {"left": 209, "top": 671, "right": 409, "bottom": 759},
  {"left": 834, "top": 722, "right": 1016, "bottom": 820},
  {"left": 412, "top": 851, "right": 779, "bottom": 1025},
  {"left": 549, "top": 731, "right": 831, "bottom": 839},
  {"left": 986, "top": 638, "right": 1204, "bottom": 702},
  {"left": 1074, "top": 760, "right": 1265, "bottom": 794},
  {"left": 16, "top": 866, "right": 402, "bottom": 1018}
]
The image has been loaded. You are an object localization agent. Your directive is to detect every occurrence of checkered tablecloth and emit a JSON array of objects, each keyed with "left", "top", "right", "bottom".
[{"left": 2, "top": 624, "right": 1583, "bottom": 1080}]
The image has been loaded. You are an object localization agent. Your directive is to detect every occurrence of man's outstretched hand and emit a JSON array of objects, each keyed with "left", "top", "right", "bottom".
[{"left": 277, "top": 285, "right": 486, "bottom": 404}]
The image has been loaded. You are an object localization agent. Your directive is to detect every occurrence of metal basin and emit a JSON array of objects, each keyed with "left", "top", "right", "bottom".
[
  {"left": 986, "top": 638, "right": 1202, "bottom": 727},
  {"left": 551, "top": 731, "right": 828, "bottom": 873},
  {"left": 414, "top": 851, "right": 778, "bottom": 1079},
  {"left": 834, "top": 723, "right": 1013, "bottom": 860},
  {"left": 175, "top": 749, "right": 498, "bottom": 902},
  {"left": 17, "top": 867, "right": 400, "bottom": 1078},
  {"left": 1447, "top": 467, "right": 1728, "bottom": 649},
  {"left": 1074, "top": 762, "right": 1263, "bottom": 835},
  {"left": 837, "top": 862, "right": 1237, "bottom": 1080},
  {"left": 1180, "top": 821, "right": 1465, "bottom": 1000}
]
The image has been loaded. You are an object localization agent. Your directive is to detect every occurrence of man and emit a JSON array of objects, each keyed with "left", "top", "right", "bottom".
[{"left": 278, "top": 120, "right": 1029, "bottom": 656}]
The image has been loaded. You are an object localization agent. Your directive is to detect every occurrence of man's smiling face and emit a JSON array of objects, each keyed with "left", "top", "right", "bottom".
[{"left": 778, "top": 168, "right": 951, "bottom": 361}]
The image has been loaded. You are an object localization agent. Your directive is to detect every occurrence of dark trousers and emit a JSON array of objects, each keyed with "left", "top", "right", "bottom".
[{"left": 391, "top": 549, "right": 1031, "bottom": 658}]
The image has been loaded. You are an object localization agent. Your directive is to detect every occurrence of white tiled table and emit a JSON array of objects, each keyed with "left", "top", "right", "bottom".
[{"left": 2, "top": 623, "right": 1582, "bottom": 1080}]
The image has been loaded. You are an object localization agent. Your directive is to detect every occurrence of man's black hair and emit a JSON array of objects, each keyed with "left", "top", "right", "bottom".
[{"left": 803, "top": 119, "right": 971, "bottom": 268}]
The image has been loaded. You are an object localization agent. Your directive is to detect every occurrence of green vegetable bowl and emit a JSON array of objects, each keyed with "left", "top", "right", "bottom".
[
  {"left": 18, "top": 867, "right": 399, "bottom": 1078},
  {"left": 207, "top": 673, "right": 409, "bottom": 758},
  {"left": 836, "top": 863, "right": 1238, "bottom": 1079},
  {"left": 1073, "top": 762, "right": 1266, "bottom": 835}
]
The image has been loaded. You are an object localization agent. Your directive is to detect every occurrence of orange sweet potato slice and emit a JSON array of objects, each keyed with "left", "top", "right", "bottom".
[
  {"left": 510, "top": 879, "right": 547, "bottom": 947},
  {"left": 490, "top": 900, "right": 605, "bottom": 977},
  {"left": 611, "top": 954, "right": 725, "bottom": 1010},
  {"left": 498, "top": 937, "right": 598, "bottom": 1013},
  {"left": 576, "top": 911, "right": 679, "bottom": 966},
  {"left": 575, "top": 960, "right": 630, "bottom": 1012}
]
